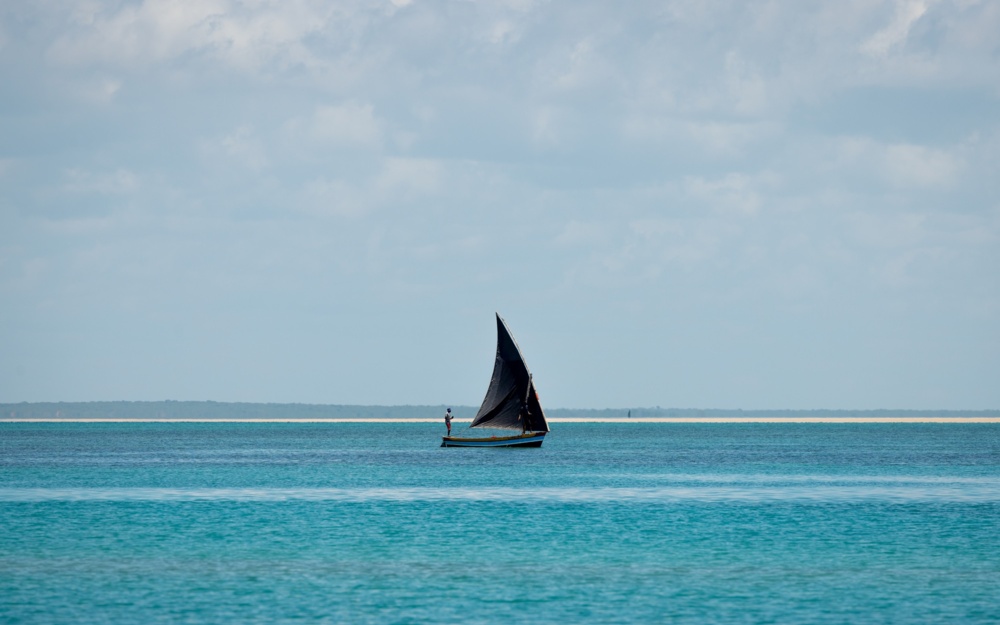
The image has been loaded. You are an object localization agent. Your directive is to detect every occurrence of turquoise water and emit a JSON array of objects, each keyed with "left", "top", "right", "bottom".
[{"left": 2, "top": 422, "right": 999, "bottom": 623}]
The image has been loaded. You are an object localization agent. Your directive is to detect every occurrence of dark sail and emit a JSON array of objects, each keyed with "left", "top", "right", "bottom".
[{"left": 469, "top": 314, "right": 549, "bottom": 433}]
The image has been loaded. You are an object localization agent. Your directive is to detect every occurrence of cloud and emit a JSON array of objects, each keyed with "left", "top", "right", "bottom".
[
  {"left": 278, "top": 102, "right": 387, "bottom": 159},
  {"left": 4, "top": 0, "right": 1000, "bottom": 406},
  {"left": 848, "top": 210, "right": 929, "bottom": 250},
  {"left": 54, "top": 76, "right": 124, "bottom": 105},
  {"left": 48, "top": 0, "right": 229, "bottom": 66},
  {"left": 683, "top": 172, "right": 773, "bottom": 216},
  {"left": 547, "top": 38, "right": 613, "bottom": 92},
  {"left": 309, "top": 103, "right": 384, "bottom": 148},
  {"left": 298, "top": 157, "right": 442, "bottom": 218},
  {"left": 834, "top": 137, "right": 962, "bottom": 189},
  {"left": 202, "top": 126, "right": 268, "bottom": 171},
  {"left": 531, "top": 107, "right": 561, "bottom": 147},
  {"left": 374, "top": 157, "right": 442, "bottom": 197},
  {"left": 45, "top": 0, "right": 337, "bottom": 72},
  {"left": 554, "top": 220, "right": 606, "bottom": 248},
  {"left": 843, "top": 208, "right": 1000, "bottom": 292},
  {"left": 301, "top": 177, "right": 364, "bottom": 218},
  {"left": 861, "top": 0, "right": 934, "bottom": 58},
  {"left": 553, "top": 212, "right": 738, "bottom": 292},
  {"left": 724, "top": 51, "right": 768, "bottom": 116},
  {"left": 619, "top": 114, "right": 777, "bottom": 161},
  {"left": 64, "top": 168, "right": 140, "bottom": 195},
  {"left": 883, "top": 142, "right": 961, "bottom": 187}
]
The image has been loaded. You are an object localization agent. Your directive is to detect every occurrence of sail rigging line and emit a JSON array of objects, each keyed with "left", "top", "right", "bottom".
[{"left": 517, "top": 375, "right": 535, "bottom": 433}]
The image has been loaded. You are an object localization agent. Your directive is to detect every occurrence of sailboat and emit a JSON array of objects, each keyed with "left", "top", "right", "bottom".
[{"left": 441, "top": 313, "right": 550, "bottom": 448}]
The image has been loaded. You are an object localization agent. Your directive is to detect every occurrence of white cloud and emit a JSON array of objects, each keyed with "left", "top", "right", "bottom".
[
  {"left": 594, "top": 216, "right": 734, "bottom": 285},
  {"left": 531, "top": 107, "right": 560, "bottom": 147},
  {"left": 309, "top": 103, "right": 384, "bottom": 148},
  {"left": 5, "top": 0, "right": 1000, "bottom": 406},
  {"left": 64, "top": 168, "right": 140, "bottom": 195},
  {"left": 297, "top": 157, "right": 442, "bottom": 218},
  {"left": 848, "top": 211, "right": 928, "bottom": 249},
  {"left": 202, "top": 126, "right": 268, "bottom": 171},
  {"left": 883, "top": 143, "right": 961, "bottom": 188},
  {"left": 48, "top": 0, "right": 228, "bottom": 66},
  {"left": 82, "top": 77, "right": 122, "bottom": 104},
  {"left": 556, "top": 213, "right": 738, "bottom": 291},
  {"left": 683, "top": 172, "right": 779, "bottom": 217},
  {"left": 834, "top": 138, "right": 962, "bottom": 189},
  {"left": 46, "top": 0, "right": 338, "bottom": 72},
  {"left": 554, "top": 220, "right": 605, "bottom": 247},
  {"left": 487, "top": 19, "right": 517, "bottom": 45},
  {"left": 301, "top": 177, "right": 365, "bottom": 218},
  {"left": 374, "top": 157, "right": 442, "bottom": 197},
  {"left": 724, "top": 51, "right": 768, "bottom": 116},
  {"left": 686, "top": 121, "right": 777, "bottom": 158},
  {"left": 550, "top": 39, "right": 605, "bottom": 91},
  {"left": 862, "top": 0, "right": 934, "bottom": 58},
  {"left": 619, "top": 115, "right": 776, "bottom": 159}
]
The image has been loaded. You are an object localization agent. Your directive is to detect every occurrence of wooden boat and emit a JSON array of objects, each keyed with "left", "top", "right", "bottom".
[{"left": 442, "top": 313, "right": 550, "bottom": 448}]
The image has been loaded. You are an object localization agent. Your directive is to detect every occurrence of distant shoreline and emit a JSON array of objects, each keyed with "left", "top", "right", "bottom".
[
  {"left": 4, "top": 417, "right": 999, "bottom": 423},
  {"left": 4, "top": 401, "right": 999, "bottom": 422}
]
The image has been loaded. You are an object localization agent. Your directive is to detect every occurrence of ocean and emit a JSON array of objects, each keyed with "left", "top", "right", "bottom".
[{"left": 2, "top": 422, "right": 999, "bottom": 623}]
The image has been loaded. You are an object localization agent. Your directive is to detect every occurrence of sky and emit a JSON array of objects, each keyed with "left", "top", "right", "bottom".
[{"left": 1, "top": 0, "right": 998, "bottom": 409}]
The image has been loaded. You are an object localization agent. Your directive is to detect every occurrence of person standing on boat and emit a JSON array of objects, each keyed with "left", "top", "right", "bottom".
[{"left": 444, "top": 408, "right": 453, "bottom": 436}]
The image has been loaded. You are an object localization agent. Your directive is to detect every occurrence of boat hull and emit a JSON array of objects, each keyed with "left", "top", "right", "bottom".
[{"left": 441, "top": 432, "right": 546, "bottom": 448}]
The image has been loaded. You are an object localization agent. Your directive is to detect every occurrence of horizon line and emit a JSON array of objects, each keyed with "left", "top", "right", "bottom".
[
  {"left": 2, "top": 401, "right": 999, "bottom": 413},
  {"left": 3, "top": 417, "right": 1000, "bottom": 424}
]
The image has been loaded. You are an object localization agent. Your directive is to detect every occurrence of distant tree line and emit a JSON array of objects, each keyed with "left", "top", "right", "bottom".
[{"left": 2, "top": 401, "right": 998, "bottom": 420}]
